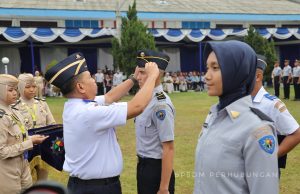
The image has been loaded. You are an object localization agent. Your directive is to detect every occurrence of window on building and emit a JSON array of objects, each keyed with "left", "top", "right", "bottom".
[
  {"left": 215, "top": 24, "right": 243, "bottom": 29},
  {"left": 251, "top": 24, "right": 276, "bottom": 29},
  {"left": 20, "top": 21, "right": 57, "bottom": 27},
  {"left": 281, "top": 24, "right": 300, "bottom": 28},
  {"left": 65, "top": 20, "right": 99, "bottom": 28},
  {"left": 182, "top": 21, "right": 210, "bottom": 29},
  {"left": 0, "top": 20, "right": 12, "bottom": 27}
]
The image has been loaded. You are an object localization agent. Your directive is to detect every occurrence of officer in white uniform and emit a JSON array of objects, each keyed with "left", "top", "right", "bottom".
[
  {"left": 252, "top": 55, "right": 300, "bottom": 176},
  {"left": 135, "top": 50, "right": 175, "bottom": 194},
  {"left": 272, "top": 61, "right": 282, "bottom": 97},
  {"left": 282, "top": 60, "right": 292, "bottom": 99},
  {"left": 194, "top": 41, "right": 279, "bottom": 194},
  {"left": 292, "top": 60, "right": 300, "bottom": 100},
  {"left": 45, "top": 52, "right": 160, "bottom": 194}
]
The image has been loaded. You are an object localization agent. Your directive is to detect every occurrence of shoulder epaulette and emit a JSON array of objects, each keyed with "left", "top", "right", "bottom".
[
  {"left": 34, "top": 97, "right": 46, "bottom": 101},
  {"left": 264, "top": 93, "right": 277, "bottom": 101},
  {"left": 155, "top": 92, "right": 166, "bottom": 100},
  {"left": 0, "top": 109, "right": 6, "bottom": 118},
  {"left": 11, "top": 100, "right": 21, "bottom": 109},
  {"left": 250, "top": 107, "right": 273, "bottom": 122}
]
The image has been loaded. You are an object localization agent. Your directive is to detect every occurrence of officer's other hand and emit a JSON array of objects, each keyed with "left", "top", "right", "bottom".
[
  {"left": 157, "top": 189, "right": 169, "bottom": 194},
  {"left": 133, "top": 66, "right": 139, "bottom": 79},
  {"left": 145, "top": 62, "right": 159, "bottom": 79},
  {"left": 31, "top": 135, "right": 49, "bottom": 145}
]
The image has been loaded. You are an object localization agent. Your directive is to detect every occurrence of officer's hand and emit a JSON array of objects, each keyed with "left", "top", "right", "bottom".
[
  {"left": 157, "top": 189, "right": 169, "bottom": 194},
  {"left": 145, "top": 62, "right": 159, "bottom": 79},
  {"left": 31, "top": 135, "right": 49, "bottom": 145}
]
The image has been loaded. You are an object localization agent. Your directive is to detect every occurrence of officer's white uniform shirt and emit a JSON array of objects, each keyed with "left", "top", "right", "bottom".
[
  {"left": 253, "top": 87, "right": 299, "bottom": 135},
  {"left": 63, "top": 96, "right": 127, "bottom": 179},
  {"left": 293, "top": 66, "right": 300, "bottom": 78},
  {"left": 282, "top": 65, "right": 292, "bottom": 77},
  {"left": 194, "top": 96, "right": 279, "bottom": 194},
  {"left": 272, "top": 66, "right": 282, "bottom": 77},
  {"left": 135, "top": 85, "right": 175, "bottom": 159}
]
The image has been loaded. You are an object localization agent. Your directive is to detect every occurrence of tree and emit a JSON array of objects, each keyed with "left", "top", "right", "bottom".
[
  {"left": 111, "top": 0, "right": 156, "bottom": 76},
  {"left": 244, "top": 26, "right": 277, "bottom": 84}
]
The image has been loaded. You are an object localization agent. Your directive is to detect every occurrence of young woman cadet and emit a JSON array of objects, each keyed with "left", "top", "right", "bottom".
[
  {"left": 0, "top": 74, "right": 47, "bottom": 194},
  {"left": 193, "top": 40, "right": 279, "bottom": 194},
  {"left": 14, "top": 73, "right": 56, "bottom": 181}
]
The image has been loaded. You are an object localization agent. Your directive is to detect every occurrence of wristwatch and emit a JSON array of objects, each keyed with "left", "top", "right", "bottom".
[{"left": 129, "top": 74, "right": 138, "bottom": 85}]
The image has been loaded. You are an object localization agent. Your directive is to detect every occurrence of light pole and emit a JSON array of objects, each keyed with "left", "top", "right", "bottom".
[
  {"left": 1, "top": 57, "right": 9, "bottom": 74},
  {"left": 115, "top": 0, "right": 127, "bottom": 42}
]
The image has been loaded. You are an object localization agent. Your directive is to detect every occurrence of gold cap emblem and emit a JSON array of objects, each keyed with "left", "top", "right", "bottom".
[
  {"left": 140, "top": 52, "right": 145, "bottom": 57},
  {"left": 230, "top": 111, "right": 240, "bottom": 119},
  {"left": 76, "top": 54, "right": 81, "bottom": 59}
]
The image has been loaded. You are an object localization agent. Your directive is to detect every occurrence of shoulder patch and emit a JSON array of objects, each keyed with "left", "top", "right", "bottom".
[
  {"left": 258, "top": 135, "right": 276, "bottom": 154},
  {"left": 264, "top": 93, "right": 277, "bottom": 101},
  {"left": 155, "top": 92, "right": 166, "bottom": 100},
  {"left": 156, "top": 110, "right": 166, "bottom": 121},
  {"left": 250, "top": 107, "right": 273, "bottom": 122},
  {"left": 0, "top": 109, "right": 6, "bottom": 118},
  {"left": 274, "top": 100, "right": 287, "bottom": 113}
]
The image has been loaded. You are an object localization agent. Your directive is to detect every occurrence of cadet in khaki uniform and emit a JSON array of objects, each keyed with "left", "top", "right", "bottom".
[
  {"left": 135, "top": 50, "right": 175, "bottom": 194},
  {"left": 34, "top": 71, "right": 44, "bottom": 99},
  {"left": 13, "top": 73, "right": 56, "bottom": 181},
  {"left": 194, "top": 41, "right": 279, "bottom": 194},
  {"left": 0, "top": 74, "right": 47, "bottom": 194}
]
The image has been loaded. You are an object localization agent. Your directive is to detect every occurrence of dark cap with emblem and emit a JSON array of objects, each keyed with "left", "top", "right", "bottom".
[
  {"left": 257, "top": 54, "right": 267, "bottom": 72},
  {"left": 45, "top": 52, "right": 88, "bottom": 89},
  {"left": 136, "top": 50, "right": 170, "bottom": 70}
]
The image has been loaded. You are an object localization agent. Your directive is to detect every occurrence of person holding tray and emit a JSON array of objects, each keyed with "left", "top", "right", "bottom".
[
  {"left": 13, "top": 73, "right": 56, "bottom": 182},
  {"left": 0, "top": 74, "right": 47, "bottom": 194}
]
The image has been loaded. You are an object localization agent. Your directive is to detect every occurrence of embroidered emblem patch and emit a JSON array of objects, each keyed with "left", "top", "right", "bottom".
[
  {"left": 156, "top": 110, "right": 166, "bottom": 121},
  {"left": 51, "top": 137, "right": 64, "bottom": 155},
  {"left": 258, "top": 135, "right": 275, "bottom": 154}
]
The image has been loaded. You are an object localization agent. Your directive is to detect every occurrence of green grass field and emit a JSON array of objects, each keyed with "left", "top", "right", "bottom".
[{"left": 46, "top": 88, "right": 300, "bottom": 194}]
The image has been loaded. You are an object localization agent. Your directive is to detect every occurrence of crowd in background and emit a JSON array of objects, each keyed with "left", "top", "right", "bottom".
[{"left": 43, "top": 69, "right": 207, "bottom": 97}]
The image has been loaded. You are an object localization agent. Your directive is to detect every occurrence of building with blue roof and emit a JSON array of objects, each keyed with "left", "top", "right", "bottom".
[{"left": 0, "top": 0, "right": 300, "bottom": 74}]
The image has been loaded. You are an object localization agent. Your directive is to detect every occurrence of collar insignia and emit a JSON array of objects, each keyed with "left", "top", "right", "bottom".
[{"left": 230, "top": 111, "right": 240, "bottom": 119}]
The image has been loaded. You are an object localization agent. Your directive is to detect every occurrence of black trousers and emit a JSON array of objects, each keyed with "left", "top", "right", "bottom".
[
  {"left": 97, "top": 82, "right": 104, "bottom": 95},
  {"left": 274, "top": 76, "right": 280, "bottom": 97},
  {"left": 137, "top": 157, "right": 175, "bottom": 194},
  {"left": 67, "top": 176, "right": 122, "bottom": 194},
  {"left": 293, "top": 77, "right": 300, "bottom": 99},
  {"left": 283, "top": 76, "right": 290, "bottom": 99}
]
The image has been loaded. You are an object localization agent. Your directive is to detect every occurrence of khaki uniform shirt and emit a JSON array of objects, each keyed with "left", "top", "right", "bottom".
[
  {"left": 13, "top": 98, "right": 55, "bottom": 129},
  {"left": 0, "top": 104, "right": 33, "bottom": 194}
]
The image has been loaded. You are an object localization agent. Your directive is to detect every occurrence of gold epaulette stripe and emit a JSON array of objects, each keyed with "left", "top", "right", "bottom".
[{"left": 49, "top": 59, "right": 86, "bottom": 84}]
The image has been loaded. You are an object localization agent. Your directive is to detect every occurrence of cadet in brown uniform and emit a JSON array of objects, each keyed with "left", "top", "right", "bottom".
[
  {"left": 14, "top": 73, "right": 56, "bottom": 181},
  {"left": 0, "top": 74, "right": 47, "bottom": 194}
]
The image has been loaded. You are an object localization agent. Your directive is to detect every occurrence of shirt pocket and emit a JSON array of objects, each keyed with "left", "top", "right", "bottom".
[
  {"left": 6, "top": 125, "right": 23, "bottom": 144},
  {"left": 217, "top": 139, "right": 244, "bottom": 172},
  {"left": 138, "top": 118, "right": 156, "bottom": 137}
]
